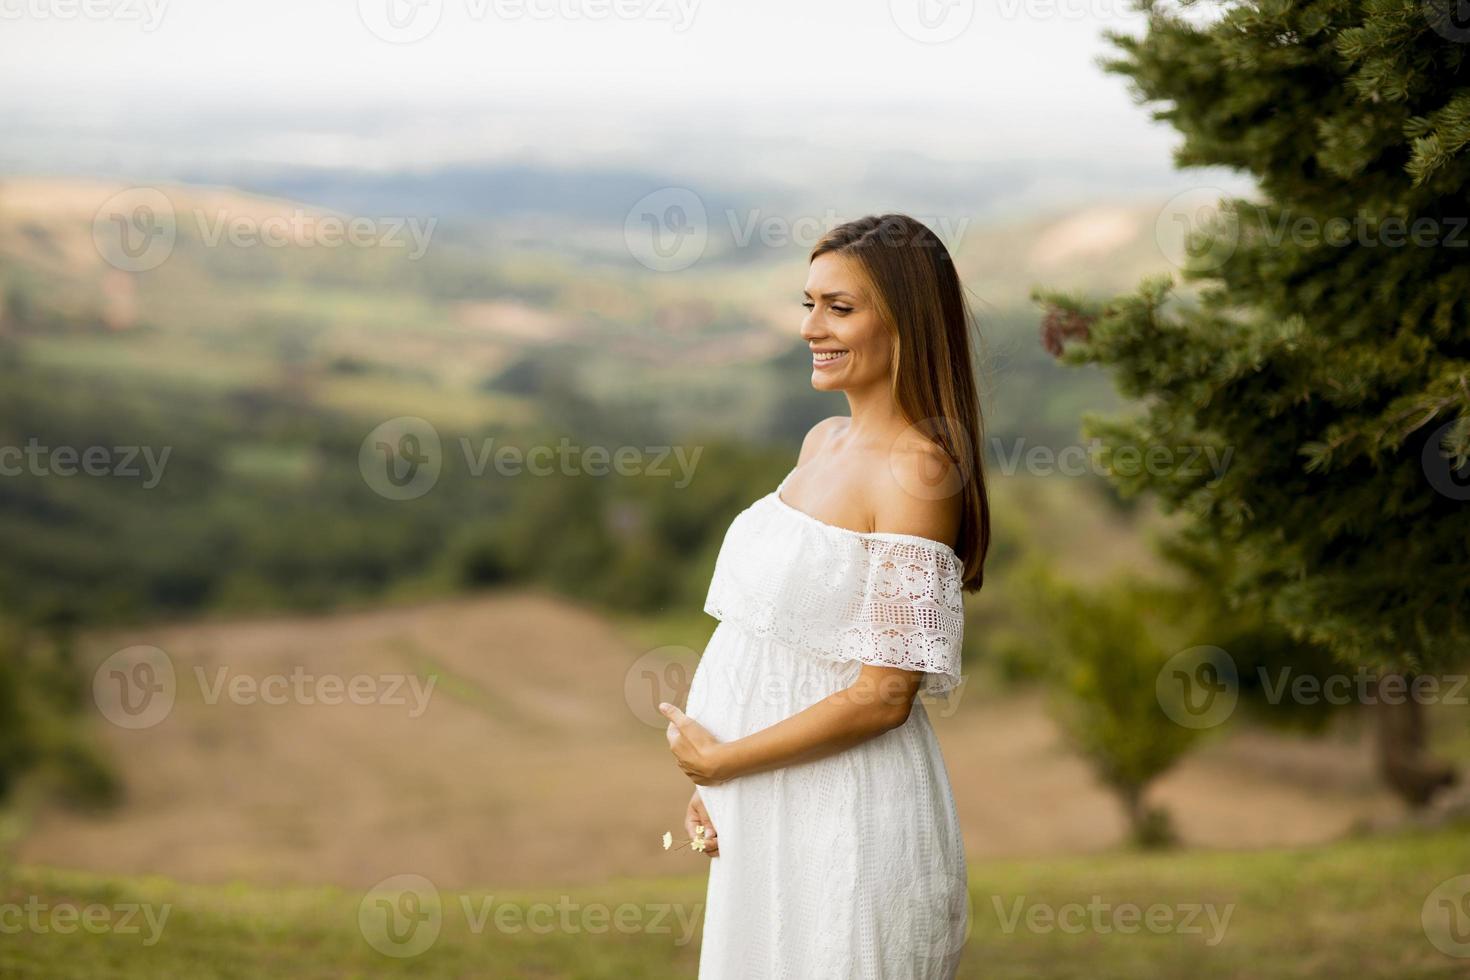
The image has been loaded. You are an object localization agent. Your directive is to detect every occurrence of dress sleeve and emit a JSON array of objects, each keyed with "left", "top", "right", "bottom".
[{"left": 835, "top": 538, "right": 965, "bottom": 697}]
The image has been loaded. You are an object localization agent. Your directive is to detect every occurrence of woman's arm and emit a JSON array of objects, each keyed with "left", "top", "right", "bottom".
[{"left": 661, "top": 664, "right": 922, "bottom": 785}]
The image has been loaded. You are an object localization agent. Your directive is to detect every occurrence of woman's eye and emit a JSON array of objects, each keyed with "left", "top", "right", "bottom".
[
  {"left": 801, "top": 301, "right": 815, "bottom": 311},
  {"left": 832, "top": 306, "right": 853, "bottom": 315}
]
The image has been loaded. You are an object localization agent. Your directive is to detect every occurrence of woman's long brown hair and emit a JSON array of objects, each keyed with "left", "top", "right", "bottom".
[{"left": 811, "top": 214, "right": 991, "bottom": 592}]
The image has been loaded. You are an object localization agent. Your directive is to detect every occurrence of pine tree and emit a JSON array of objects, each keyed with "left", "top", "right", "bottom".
[{"left": 1035, "top": 0, "right": 1469, "bottom": 806}]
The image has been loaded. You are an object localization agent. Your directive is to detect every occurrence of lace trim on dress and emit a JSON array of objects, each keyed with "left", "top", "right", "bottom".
[{"left": 702, "top": 478, "right": 965, "bottom": 697}]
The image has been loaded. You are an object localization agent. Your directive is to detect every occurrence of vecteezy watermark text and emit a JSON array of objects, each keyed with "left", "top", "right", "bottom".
[
  {"left": 459, "top": 894, "right": 701, "bottom": 945},
  {"left": 989, "top": 436, "right": 1233, "bottom": 481},
  {"left": 195, "top": 666, "right": 437, "bottom": 717},
  {"left": 357, "top": 874, "right": 702, "bottom": 958},
  {"left": 989, "top": 895, "right": 1234, "bottom": 946},
  {"left": 0, "top": 0, "right": 167, "bottom": 30},
  {"left": 358, "top": 417, "right": 704, "bottom": 501},
  {"left": 630, "top": 649, "right": 969, "bottom": 730},
  {"left": 92, "top": 187, "right": 437, "bottom": 273},
  {"left": 1156, "top": 187, "right": 1470, "bottom": 272},
  {"left": 1156, "top": 646, "right": 1470, "bottom": 730},
  {"left": 0, "top": 439, "right": 171, "bottom": 488},
  {"left": 623, "top": 193, "right": 972, "bottom": 272},
  {"left": 1259, "top": 667, "right": 1468, "bottom": 707},
  {"left": 0, "top": 898, "right": 170, "bottom": 947},
  {"left": 459, "top": 438, "right": 701, "bottom": 485},
  {"left": 356, "top": 0, "right": 699, "bottom": 44},
  {"left": 93, "top": 645, "right": 439, "bottom": 729}
]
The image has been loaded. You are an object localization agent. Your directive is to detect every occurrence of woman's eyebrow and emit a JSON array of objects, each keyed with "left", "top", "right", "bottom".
[{"left": 803, "top": 290, "right": 858, "bottom": 300}]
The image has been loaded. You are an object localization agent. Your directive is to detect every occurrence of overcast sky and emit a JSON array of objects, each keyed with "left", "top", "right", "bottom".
[{"left": 1, "top": 0, "right": 1192, "bottom": 175}]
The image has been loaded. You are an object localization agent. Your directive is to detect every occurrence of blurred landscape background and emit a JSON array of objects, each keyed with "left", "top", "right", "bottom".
[{"left": 2, "top": 0, "right": 1467, "bottom": 976}]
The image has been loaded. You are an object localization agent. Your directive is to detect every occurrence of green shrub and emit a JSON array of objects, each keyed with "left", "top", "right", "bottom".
[{"left": 1020, "top": 565, "right": 1200, "bottom": 848}]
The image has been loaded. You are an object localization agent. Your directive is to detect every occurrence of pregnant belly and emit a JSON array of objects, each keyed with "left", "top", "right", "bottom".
[
  {"left": 684, "top": 621, "right": 854, "bottom": 853},
  {"left": 684, "top": 621, "right": 858, "bottom": 744},
  {"left": 683, "top": 624, "right": 962, "bottom": 876}
]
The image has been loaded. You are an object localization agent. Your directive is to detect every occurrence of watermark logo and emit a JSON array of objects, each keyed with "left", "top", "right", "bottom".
[
  {"left": 1423, "top": 875, "right": 1470, "bottom": 958},
  {"left": 1155, "top": 187, "right": 1239, "bottom": 272},
  {"left": 1156, "top": 645, "right": 1238, "bottom": 730},
  {"left": 1423, "top": 419, "right": 1470, "bottom": 501},
  {"left": 360, "top": 416, "right": 443, "bottom": 501},
  {"left": 624, "top": 188, "right": 707, "bottom": 272},
  {"left": 1425, "top": 0, "right": 1470, "bottom": 42},
  {"left": 888, "top": 418, "right": 975, "bottom": 502},
  {"left": 890, "top": 0, "right": 974, "bottom": 43},
  {"left": 360, "top": 874, "right": 443, "bottom": 957},
  {"left": 92, "top": 187, "right": 177, "bottom": 273},
  {"left": 625, "top": 646, "right": 697, "bottom": 728},
  {"left": 358, "top": 0, "right": 443, "bottom": 42},
  {"left": 93, "top": 645, "right": 177, "bottom": 730}
]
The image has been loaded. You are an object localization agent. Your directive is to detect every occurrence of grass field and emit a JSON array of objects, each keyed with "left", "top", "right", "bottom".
[{"left": 4, "top": 826, "right": 1468, "bottom": 978}]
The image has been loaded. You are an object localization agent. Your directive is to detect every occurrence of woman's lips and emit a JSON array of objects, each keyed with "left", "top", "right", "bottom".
[{"left": 812, "top": 350, "right": 849, "bottom": 369}]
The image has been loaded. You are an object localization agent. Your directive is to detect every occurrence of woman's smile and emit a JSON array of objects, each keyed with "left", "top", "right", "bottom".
[{"left": 811, "top": 348, "right": 850, "bottom": 370}]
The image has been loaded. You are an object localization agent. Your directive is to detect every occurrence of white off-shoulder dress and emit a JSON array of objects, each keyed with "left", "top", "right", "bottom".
[{"left": 685, "top": 469, "right": 970, "bottom": 980}]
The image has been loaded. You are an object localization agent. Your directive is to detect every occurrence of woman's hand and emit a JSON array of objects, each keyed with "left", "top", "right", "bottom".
[
  {"left": 660, "top": 703, "right": 730, "bottom": 785},
  {"left": 685, "top": 790, "right": 719, "bottom": 858}
]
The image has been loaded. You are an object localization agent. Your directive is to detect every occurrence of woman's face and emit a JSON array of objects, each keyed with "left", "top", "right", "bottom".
[{"left": 801, "top": 252, "right": 892, "bottom": 394}]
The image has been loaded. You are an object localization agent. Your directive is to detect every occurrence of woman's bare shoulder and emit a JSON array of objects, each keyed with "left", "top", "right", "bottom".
[{"left": 868, "top": 442, "right": 961, "bottom": 546}]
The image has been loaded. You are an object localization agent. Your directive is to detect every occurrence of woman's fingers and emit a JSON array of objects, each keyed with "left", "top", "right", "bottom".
[
  {"left": 683, "top": 791, "right": 719, "bottom": 856},
  {"left": 691, "top": 824, "right": 719, "bottom": 857},
  {"left": 685, "top": 798, "right": 704, "bottom": 837},
  {"left": 681, "top": 806, "right": 719, "bottom": 857},
  {"left": 692, "top": 802, "right": 717, "bottom": 838}
]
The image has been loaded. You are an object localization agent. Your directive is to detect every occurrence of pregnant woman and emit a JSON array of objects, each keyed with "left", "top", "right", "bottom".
[{"left": 660, "top": 214, "right": 991, "bottom": 979}]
